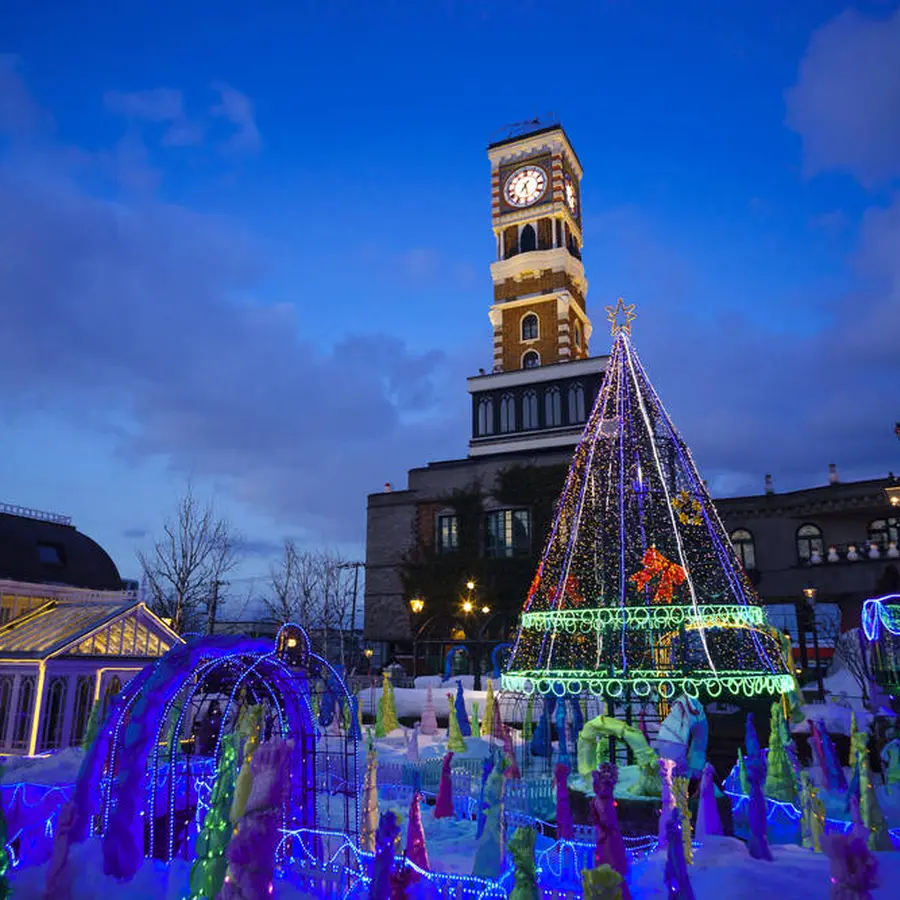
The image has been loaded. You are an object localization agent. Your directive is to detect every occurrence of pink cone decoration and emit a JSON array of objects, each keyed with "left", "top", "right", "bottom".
[
  {"left": 695, "top": 762, "right": 723, "bottom": 839},
  {"left": 554, "top": 763, "right": 574, "bottom": 840},
  {"left": 492, "top": 694, "right": 505, "bottom": 740},
  {"left": 405, "top": 791, "right": 430, "bottom": 876},
  {"left": 746, "top": 752, "right": 773, "bottom": 862},
  {"left": 502, "top": 725, "right": 522, "bottom": 779},
  {"left": 658, "top": 757, "right": 677, "bottom": 848},
  {"left": 591, "top": 764, "right": 630, "bottom": 900},
  {"left": 420, "top": 686, "right": 438, "bottom": 736},
  {"left": 434, "top": 751, "right": 454, "bottom": 819}
]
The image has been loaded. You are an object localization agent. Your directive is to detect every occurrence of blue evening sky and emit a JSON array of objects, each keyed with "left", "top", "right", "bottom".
[{"left": 2, "top": 1, "right": 899, "bottom": 599}]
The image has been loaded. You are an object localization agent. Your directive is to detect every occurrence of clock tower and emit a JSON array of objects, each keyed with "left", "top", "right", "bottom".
[{"left": 488, "top": 124, "right": 591, "bottom": 372}]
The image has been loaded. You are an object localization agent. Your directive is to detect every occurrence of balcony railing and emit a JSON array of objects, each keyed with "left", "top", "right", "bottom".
[
  {"left": 803, "top": 540, "right": 900, "bottom": 567},
  {"left": 0, "top": 501, "right": 72, "bottom": 526}
]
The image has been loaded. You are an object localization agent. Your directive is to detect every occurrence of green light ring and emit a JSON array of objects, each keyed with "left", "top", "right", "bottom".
[
  {"left": 632, "top": 608, "right": 650, "bottom": 629},
  {"left": 520, "top": 604, "right": 766, "bottom": 631},
  {"left": 551, "top": 682, "right": 567, "bottom": 698},
  {"left": 501, "top": 672, "right": 795, "bottom": 698}
]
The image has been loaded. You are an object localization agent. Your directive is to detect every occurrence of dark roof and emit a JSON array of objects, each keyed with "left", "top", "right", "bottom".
[
  {"left": 0, "top": 511, "right": 123, "bottom": 590},
  {"left": 487, "top": 124, "right": 583, "bottom": 171}
]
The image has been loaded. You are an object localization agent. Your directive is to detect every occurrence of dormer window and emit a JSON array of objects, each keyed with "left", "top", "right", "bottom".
[{"left": 37, "top": 543, "right": 64, "bottom": 566}]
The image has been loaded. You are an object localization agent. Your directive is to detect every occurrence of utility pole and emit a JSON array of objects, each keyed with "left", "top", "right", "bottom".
[{"left": 207, "top": 579, "right": 227, "bottom": 636}]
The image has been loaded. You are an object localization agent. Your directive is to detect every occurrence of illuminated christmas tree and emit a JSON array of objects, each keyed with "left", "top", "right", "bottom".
[{"left": 503, "top": 301, "right": 792, "bottom": 702}]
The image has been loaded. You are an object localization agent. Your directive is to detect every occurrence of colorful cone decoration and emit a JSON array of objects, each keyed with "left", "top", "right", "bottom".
[
  {"left": 420, "top": 685, "right": 438, "bottom": 736},
  {"left": 503, "top": 319, "right": 791, "bottom": 701},
  {"left": 361, "top": 749, "right": 379, "bottom": 852},
  {"left": 695, "top": 762, "right": 723, "bottom": 840},
  {"left": 481, "top": 680, "right": 495, "bottom": 739},
  {"left": 664, "top": 808, "right": 696, "bottom": 900},
  {"left": 554, "top": 762, "right": 574, "bottom": 840},
  {"left": 446, "top": 694, "right": 468, "bottom": 753},
  {"left": 591, "top": 764, "right": 629, "bottom": 899},
  {"left": 368, "top": 812, "right": 400, "bottom": 900},
  {"left": 434, "top": 752, "right": 454, "bottom": 819},
  {"left": 472, "top": 765, "right": 506, "bottom": 879},
  {"left": 454, "top": 680, "right": 471, "bottom": 737},
  {"left": 406, "top": 723, "right": 419, "bottom": 762},
  {"left": 507, "top": 826, "right": 539, "bottom": 900},
  {"left": 380, "top": 671, "right": 400, "bottom": 734},
  {"left": 404, "top": 791, "right": 430, "bottom": 875}
]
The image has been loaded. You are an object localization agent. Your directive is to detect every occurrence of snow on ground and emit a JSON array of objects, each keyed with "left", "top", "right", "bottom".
[
  {"left": 630, "top": 835, "right": 900, "bottom": 900},
  {"left": 0, "top": 747, "right": 83, "bottom": 784}
]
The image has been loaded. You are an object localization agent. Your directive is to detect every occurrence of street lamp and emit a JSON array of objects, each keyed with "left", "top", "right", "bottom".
[
  {"left": 409, "top": 596, "right": 425, "bottom": 615},
  {"left": 804, "top": 584, "right": 825, "bottom": 702}
]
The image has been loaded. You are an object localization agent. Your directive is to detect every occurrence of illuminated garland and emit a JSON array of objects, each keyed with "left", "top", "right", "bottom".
[
  {"left": 504, "top": 324, "right": 790, "bottom": 700},
  {"left": 861, "top": 594, "right": 900, "bottom": 642},
  {"left": 520, "top": 604, "right": 768, "bottom": 632}
]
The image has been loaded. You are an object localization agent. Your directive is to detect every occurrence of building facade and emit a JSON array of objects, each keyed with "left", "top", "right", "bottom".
[
  {"left": 0, "top": 502, "right": 179, "bottom": 754},
  {"left": 362, "top": 124, "right": 898, "bottom": 683}
]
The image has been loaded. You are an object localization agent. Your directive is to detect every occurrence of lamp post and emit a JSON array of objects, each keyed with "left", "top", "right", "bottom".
[
  {"left": 409, "top": 595, "right": 426, "bottom": 676},
  {"left": 460, "top": 580, "right": 492, "bottom": 689},
  {"left": 804, "top": 584, "right": 825, "bottom": 702}
]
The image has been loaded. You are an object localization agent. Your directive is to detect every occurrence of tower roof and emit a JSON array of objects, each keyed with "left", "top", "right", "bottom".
[{"left": 503, "top": 321, "right": 792, "bottom": 700}]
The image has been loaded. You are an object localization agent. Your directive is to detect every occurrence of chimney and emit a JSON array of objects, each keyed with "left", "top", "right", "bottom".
[
  {"left": 478, "top": 367, "right": 485, "bottom": 375},
  {"left": 384, "top": 482, "right": 393, "bottom": 493},
  {"left": 764, "top": 474, "right": 774, "bottom": 495},
  {"left": 828, "top": 463, "right": 839, "bottom": 485}
]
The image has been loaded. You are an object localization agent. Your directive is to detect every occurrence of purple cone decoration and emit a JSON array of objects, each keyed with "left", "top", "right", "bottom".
[
  {"left": 555, "top": 763, "right": 574, "bottom": 840},
  {"left": 455, "top": 681, "right": 471, "bottom": 737},
  {"left": 822, "top": 830, "right": 880, "bottom": 900},
  {"left": 746, "top": 753, "right": 773, "bottom": 861},
  {"left": 475, "top": 757, "right": 494, "bottom": 839},
  {"left": 530, "top": 696, "right": 555, "bottom": 757},
  {"left": 369, "top": 812, "right": 401, "bottom": 900},
  {"left": 745, "top": 713, "right": 762, "bottom": 762},
  {"left": 695, "top": 762, "right": 723, "bottom": 839},
  {"left": 808, "top": 719, "right": 828, "bottom": 778},
  {"left": 664, "top": 808, "right": 696, "bottom": 900},
  {"left": 420, "top": 686, "right": 438, "bottom": 736},
  {"left": 818, "top": 720, "right": 848, "bottom": 793},
  {"left": 434, "top": 752, "right": 454, "bottom": 819},
  {"left": 591, "top": 764, "right": 630, "bottom": 900}
]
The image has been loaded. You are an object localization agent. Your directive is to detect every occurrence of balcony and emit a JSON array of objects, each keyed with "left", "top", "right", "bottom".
[{"left": 802, "top": 540, "right": 900, "bottom": 568}]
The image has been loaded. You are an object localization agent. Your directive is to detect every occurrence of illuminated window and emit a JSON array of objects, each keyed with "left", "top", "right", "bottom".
[
  {"left": 521, "top": 314, "right": 538, "bottom": 341},
  {"left": 523, "top": 350, "right": 540, "bottom": 369},
  {"left": 797, "top": 524, "right": 824, "bottom": 564},
  {"left": 500, "top": 393, "right": 516, "bottom": 433},
  {"left": 730, "top": 529, "right": 756, "bottom": 570},
  {"left": 477, "top": 397, "right": 494, "bottom": 436},
  {"left": 69, "top": 675, "right": 93, "bottom": 747},
  {"left": 868, "top": 517, "right": 900, "bottom": 547},
  {"left": 40, "top": 677, "right": 68, "bottom": 751},
  {"left": 568, "top": 383, "right": 586, "bottom": 423},
  {"left": 436, "top": 514, "right": 458, "bottom": 554},
  {"left": 485, "top": 509, "right": 532, "bottom": 558},
  {"left": 12, "top": 676, "right": 34, "bottom": 749},
  {"left": 545, "top": 386, "right": 562, "bottom": 427},
  {"left": 0, "top": 676, "right": 12, "bottom": 747},
  {"left": 522, "top": 390, "right": 538, "bottom": 430}
]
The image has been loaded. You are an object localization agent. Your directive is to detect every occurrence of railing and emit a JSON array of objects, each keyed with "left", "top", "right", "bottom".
[
  {"left": 0, "top": 501, "right": 72, "bottom": 525},
  {"left": 804, "top": 540, "right": 900, "bottom": 566}
]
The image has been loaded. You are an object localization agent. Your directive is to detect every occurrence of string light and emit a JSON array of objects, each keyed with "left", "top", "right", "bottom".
[
  {"left": 861, "top": 594, "right": 900, "bottom": 641},
  {"left": 505, "top": 324, "right": 791, "bottom": 700}
]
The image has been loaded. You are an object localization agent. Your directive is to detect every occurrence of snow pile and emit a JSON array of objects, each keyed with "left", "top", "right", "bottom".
[
  {"left": 629, "top": 834, "right": 900, "bottom": 899},
  {"left": 0, "top": 747, "right": 83, "bottom": 784}
]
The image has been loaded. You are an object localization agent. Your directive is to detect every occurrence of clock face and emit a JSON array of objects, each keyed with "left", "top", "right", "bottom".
[
  {"left": 504, "top": 165, "right": 548, "bottom": 208},
  {"left": 564, "top": 174, "right": 578, "bottom": 215}
]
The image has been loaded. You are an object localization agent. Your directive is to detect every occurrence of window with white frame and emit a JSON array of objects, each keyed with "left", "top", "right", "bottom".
[
  {"left": 500, "top": 393, "right": 516, "bottom": 432},
  {"left": 521, "top": 313, "right": 538, "bottom": 341},
  {"left": 436, "top": 514, "right": 458, "bottom": 554},
  {"left": 477, "top": 397, "right": 494, "bottom": 436},
  {"left": 545, "top": 386, "right": 562, "bottom": 426},
  {"left": 796, "top": 524, "right": 824, "bottom": 564},
  {"left": 568, "top": 383, "right": 586, "bottom": 423},
  {"left": 730, "top": 528, "right": 757, "bottom": 570},
  {"left": 522, "top": 390, "right": 538, "bottom": 429}
]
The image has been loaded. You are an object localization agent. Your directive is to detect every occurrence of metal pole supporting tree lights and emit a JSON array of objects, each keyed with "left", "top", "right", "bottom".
[
  {"left": 409, "top": 596, "right": 426, "bottom": 675},
  {"left": 803, "top": 584, "right": 825, "bottom": 702}
]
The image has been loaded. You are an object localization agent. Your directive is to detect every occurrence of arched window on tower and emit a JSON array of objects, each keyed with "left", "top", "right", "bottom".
[
  {"left": 568, "top": 382, "right": 586, "bottom": 423},
  {"left": 520, "top": 224, "right": 536, "bottom": 253},
  {"left": 545, "top": 386, "right": 561, "bottom": 427},
  {"left": 503, "top": 225, "right": 518, "bottom": 259},
  {"left": 499, "top": 393, "right": 516, "bottom": 433},
  {"left": 522, "top": 390, "right": 538, "bottom": 430},
  {"left": 730, "top": 528, "right": 756, "bottom": 571},
  {"left": 521, "top": 313, "right": 538, "bottom": 341},
  {"left": 522, "top": 350, "right": 540, "bottom": 369},
  {"left": 477, "top": 397, "right": 494, "bottom": 436},
  {"left": 796, "top": 524, "right": 824, "bottom": 564}
]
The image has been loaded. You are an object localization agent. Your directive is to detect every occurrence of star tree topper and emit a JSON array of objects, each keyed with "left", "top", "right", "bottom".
[{"left": 606, "top": 297, "right": 637, "bottom": 336}]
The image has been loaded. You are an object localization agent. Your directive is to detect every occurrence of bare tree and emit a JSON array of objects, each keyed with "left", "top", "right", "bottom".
[
  {"left": 139, "top": 487, "right": 242, "bottom": 634},
  {"left": 825, "top": 622, "right": 875, "bottom": 706},
  {"left": 262, "top": 543, "right": 358, "bottom": 666}
]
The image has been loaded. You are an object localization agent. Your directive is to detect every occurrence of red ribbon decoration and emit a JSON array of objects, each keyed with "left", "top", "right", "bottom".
[{"left": 629, "top": 547, "right": 686, "bottom": 604}]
